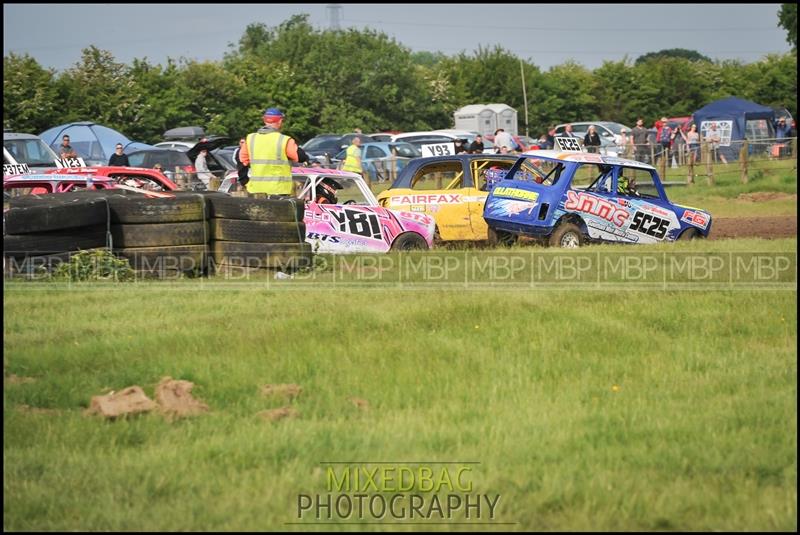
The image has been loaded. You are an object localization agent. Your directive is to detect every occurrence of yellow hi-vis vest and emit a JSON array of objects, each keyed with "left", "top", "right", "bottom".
[
  {"left": 246, "top": 130, "right": 292, "bottom": 194},
  {"left": 342, "top": 143, "right": 362, "bottom": 173}
]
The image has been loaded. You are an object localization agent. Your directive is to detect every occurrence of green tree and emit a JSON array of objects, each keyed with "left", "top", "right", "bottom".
[
  {"left": 778, "top": 3, "right": 797, "bottom": 50},
  {"left": 3, "top": 53, "right": 59, "bottom": 133},
  {"left": 635, "top": 48, "right": 712, "bottom": 64}
]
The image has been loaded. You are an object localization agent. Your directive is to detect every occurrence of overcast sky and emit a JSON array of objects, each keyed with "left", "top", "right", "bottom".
[{"left": 3, "top": 3, "right": 792, "bottom": 71}]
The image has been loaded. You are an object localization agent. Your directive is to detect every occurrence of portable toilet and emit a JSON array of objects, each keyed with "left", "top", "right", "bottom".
[
  {"left": 487, "top": 104, "right": 518, "bottom": 136},
  {"left": 454, "top": 104, "right": 497, "bottom": 137}
]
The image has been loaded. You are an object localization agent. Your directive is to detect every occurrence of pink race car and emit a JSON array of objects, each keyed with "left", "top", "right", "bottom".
[{"left": 292, "top": 168, "right": 435, "bottom": 253}]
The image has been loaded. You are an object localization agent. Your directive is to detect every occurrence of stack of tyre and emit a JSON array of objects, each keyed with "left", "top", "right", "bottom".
[
  {"left": 206, "top": 196, "right": 312, "bottom": 274},
  {"left": 3, "top": 195, "right": 111, "bottom": 275},
  {"left": 108, "top": 193, "right": 210, "bottom": 277}
]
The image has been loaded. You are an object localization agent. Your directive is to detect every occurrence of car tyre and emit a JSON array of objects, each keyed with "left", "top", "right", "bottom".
[
  {"left": 549, "top": 223, "right": 585, "bottom": 248},
  {"left": 111, "top": 221, "right": 208, "bottom": 248},
  {"left": 211, "top": 218, "right": 306, "bottom": 243},
  {"left": 488, "top": 227, "right": 518, "bottom": 247},
  {"left": 391, "top": 232, "right": 429, "bottom": 251},
  {"left": 678, "top": 227, "right": 700, "bottom": 240},
  {"left": 207, "top": 196, "right": 303, "bottom": 223}
]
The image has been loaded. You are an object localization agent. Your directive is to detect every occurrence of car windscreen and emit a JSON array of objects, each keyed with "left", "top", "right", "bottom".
[
  {"left": 303, "top": 137, "right": 343, "bottom": 151},
  {"left": 389, "top": 143, "right": 421, "bottom": 158},
  {"left": 4, "top": 139, "right": 58, "bottom": 167}
]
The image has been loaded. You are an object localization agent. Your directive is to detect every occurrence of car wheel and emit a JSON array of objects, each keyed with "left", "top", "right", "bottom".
[
  {"left": 487, "top": 227, "right": 518, "bottom": 247},
  {"left": 391, "top": 232, "right": 429, "bottom": 251},
  {"left": 111, "top": 221, "right": 208, "bottom": 248},
  {"left": 678, "top": 227, "right": 700, "bottom": 240},
  {"left": 549, "top": 223, "right": 584, "bottom": 248}
]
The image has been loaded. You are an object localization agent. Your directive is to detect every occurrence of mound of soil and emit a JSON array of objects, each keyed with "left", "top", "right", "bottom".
[
  {"left": 711, "top": 216, "right": 797, "bottom": 240},
  {"left": 260, "top": 383, "right": 302, "bottom": 401},
  {"left": 349, "top": 397, "right": 369, "bottom": 411},
  {"left": 85, "top": 386, "right": 157, "bottom": 419},
  {"left": 736, "top": 192, "right": 796, "bottom": 202},
  {"left": 258, "top": 406, "right": 299, "bottom": 422},
  {"left": 155, "top": 377, "right": 209, "bottom": 418},
  {"left": 5, "top": 374, "right": 35, "bottom": 385}
]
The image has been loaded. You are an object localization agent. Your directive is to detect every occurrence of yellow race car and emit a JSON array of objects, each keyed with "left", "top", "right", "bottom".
[{"left": 376, "top": 154, "right": 519, "bottom": 241}]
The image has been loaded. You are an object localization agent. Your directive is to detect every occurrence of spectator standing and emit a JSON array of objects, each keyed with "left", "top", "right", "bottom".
[
  {"left": 239, "top": 107, "right": 309, "bottom": 195},
  {"left": 775, "top": 117, "right": 791, "bottom": 139},
  {"left": 614, "top": 128, "right": 630, "bottom": 157},
  {"left": 454, "top": 138, "right": 467, "bottom": 154},
  {"left": 704, "top": 122, "right": 728, "bottom": 164},
  {"left": 468, "top": 135, "right": 485, "bottom": 154},
  {"left": 670, "top": 125, "right": 688, "bottom": 166},
  {"left": 545, "top": 126, "right": 556, "bottom": 149},
  {"left": 583, "top": 125, "right": 602, "bottom": 153},
  {"left": 59, "top": 135, "right": 77, "bottom": 159},
  {"left": 562, "top": 124, "right": 579, "bottom": 139},
  {"left": 657, "top": 117, "right": 672, "bottom": 163},
  {"left": 630, "top": 118, "right": 650, "bottom": 163},
  {"left": 108, "top": 143, "right": 130, "bottom": 166},
  {"left": 342, "top": 136, "right": 363, "bottom": 176},
  {"left": 195, "top": 148, "right": 214, "bottom": 187},
  {"left": 685, "top": 123, "right": 700, "bottom": 164},
  {"left": 494, "top": 129, "right": 514, "bottom": 153}
]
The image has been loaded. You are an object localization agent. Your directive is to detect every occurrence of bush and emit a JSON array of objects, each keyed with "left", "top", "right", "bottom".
[{"left": 52, "top": 249, "right": 135, "bottom": 282}]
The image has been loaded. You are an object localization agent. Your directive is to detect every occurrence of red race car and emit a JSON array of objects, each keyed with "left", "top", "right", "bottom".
[{"left": 44, "top": 166, "right": 179, "bottom": 192}]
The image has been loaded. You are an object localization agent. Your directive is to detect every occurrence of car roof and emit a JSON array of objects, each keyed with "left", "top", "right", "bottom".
[
  {"left": 3, "top": 132, "right": 43, "bottom": 141},
  {"left": 523, "top": 150, "right": 656, "bottom": 170}
]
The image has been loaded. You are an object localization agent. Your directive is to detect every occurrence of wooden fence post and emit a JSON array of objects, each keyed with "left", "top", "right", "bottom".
[
  {"left": 739, "top": 140, "right": 749, "bottom": 184},
  {"left": 702, "top": 141, "right": 715, "bottom": 186},
  {"left": 659, "top": 147, "right": 667, "bottom": 179},
  {"left": 649, "top": 143, "right": 655, "bottom": 165},
  {"left": 793, "top": 137, "right": 797, "bottom": 169},
  {"left": 687, "top": 154, "right": 694, "bottom": 185}
]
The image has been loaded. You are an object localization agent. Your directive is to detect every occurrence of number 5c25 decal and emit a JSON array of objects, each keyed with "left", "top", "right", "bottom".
[{"left": 629, "top": 211, "right": 669, "bottom": 239}]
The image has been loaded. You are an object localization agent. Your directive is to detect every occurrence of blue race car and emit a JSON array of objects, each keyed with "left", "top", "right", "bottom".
[{"left": 483, "top": 150, "right": 712, "bottom": 247}]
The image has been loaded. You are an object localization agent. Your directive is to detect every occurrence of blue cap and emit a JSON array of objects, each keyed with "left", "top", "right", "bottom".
[{"left": 263, "top": 108, "right": 285, "bottom": 118}]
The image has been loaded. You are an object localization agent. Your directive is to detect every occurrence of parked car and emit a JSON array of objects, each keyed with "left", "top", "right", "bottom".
[
  {"left": 44, "top": 166, "right": 178, "bottom": 192},
  {"left": 483, "top": 149, "right": 711, "bottom": 247},
  {"left": 291, "top": 168, "right": 435, "bottom": 253},
  {"left": 3, "top": 132, "right": 61, "bottom": 176},
  {"left": 331, "top": 141, "right": 421, "bottom": 182},
  {"left": 302, "top": 133, "right": 376, "bottom": 166},
  {"left": 126, "top": 137, "right": 229, "bottom": 188},
  {"left": 555, "top": 121, "right": 631, "bottom": 144},
  {"left": 376, "top": 154, "right": 520, "bottom": 241},
  {"left": 391, "top": 130, "right": 496, "bottom": 154}
]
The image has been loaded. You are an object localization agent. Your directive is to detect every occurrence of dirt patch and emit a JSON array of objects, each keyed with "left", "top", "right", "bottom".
[
  {"left": 155, "top": 377, "right": 209, "bottom": 419},
  {"left": 16, "top": 404, "right": 60, "bottom": 415},
  {"left": 85, "top": 386, "right": 158, "bottom": 419},
  {"left": 710, "top": 216, "right": 797, "bottom": 240},
  {"left": 260, "top": 383, "right": 302, "bottom": 402},
  {"left": 258, "top": 406, "right": 299, "bottom": 422},
  {"left": 5, "top": 374, "right": 36, "bottom": 385},
  {"left": 349, "top": 397, "right": 370, "bottom": 411},
  {"left": 736, "top": 192, "right": 796, "bottom": 203}
]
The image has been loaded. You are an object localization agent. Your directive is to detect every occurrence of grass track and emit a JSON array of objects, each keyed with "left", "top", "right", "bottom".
[{"left": 4, "top": 239, "right": 797, "bottom": 531}]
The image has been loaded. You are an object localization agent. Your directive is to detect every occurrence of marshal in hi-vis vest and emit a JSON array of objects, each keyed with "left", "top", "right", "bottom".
[
  {"left": 342, "top": 143, "right": 362, "bottom": 174},
  {"left": 246, "top": 130, "right": 292, "bottom": 194}
]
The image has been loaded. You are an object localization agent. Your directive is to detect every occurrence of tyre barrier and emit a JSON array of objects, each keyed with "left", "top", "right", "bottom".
[{"left": 3, "top": 192, "right": 311, "bottom": 278}]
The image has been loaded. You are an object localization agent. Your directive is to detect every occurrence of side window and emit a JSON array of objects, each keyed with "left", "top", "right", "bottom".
[
  {"left": 472, "top": 159, "right": 515, "bottom": 190},
  {"left": 583, "top": 164, "right": 614, "bottom": 193},
  {"left": 617, "top": 168, "right": 660, "bottom": 198},
  {"left": 128, "top": 153, "right": 146, "bottom": 167},
  {"left": 410, "top": 161, "right": 464, "bottom": 190},
  {"left": 366, "top": 146, "right": 385, "bottom": 159}
]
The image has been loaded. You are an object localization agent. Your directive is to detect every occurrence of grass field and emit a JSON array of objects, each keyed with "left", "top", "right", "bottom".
[{"left": 3, "top": 238, "right": 797, "bottom": 531}]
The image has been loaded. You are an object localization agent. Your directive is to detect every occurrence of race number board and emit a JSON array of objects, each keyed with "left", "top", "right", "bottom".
[
  {"left": 421, "top": 142, "right": 456, "bottom": 157},
  {"left": 555, "top": 137, "right": 582, "bottom": 152},
  {"left": 55, "top": 157, "right": 87, "bottom": 169},
  {"left": 3, "top": 163, "right": 31, "bottom": 177}
]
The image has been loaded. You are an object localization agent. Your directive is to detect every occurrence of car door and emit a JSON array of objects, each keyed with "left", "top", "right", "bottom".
[
  {"left": 383, "top": 159, "right": 475, "bottom": 240},
  {"left": 612, "top": 167, "right": 681, "bottom": 243}
]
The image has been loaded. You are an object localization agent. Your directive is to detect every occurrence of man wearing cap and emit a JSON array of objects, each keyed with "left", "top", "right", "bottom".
[
  {"left": 657, "top": 117, "right": 672, "bottom": 164},
  {"left": 239, "top": 107, "right": 309, "bottom": 195}
]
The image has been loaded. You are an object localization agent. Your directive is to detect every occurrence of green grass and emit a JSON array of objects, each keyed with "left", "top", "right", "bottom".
[{"left": 4, "top": 239, "right": 797, "bottom": 531}]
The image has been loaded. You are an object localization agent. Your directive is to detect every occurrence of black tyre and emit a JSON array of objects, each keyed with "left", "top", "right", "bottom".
[
  {"left": 107, "top": 195, "right": 207, "bottom": 224},
  {"left": 390, "top": 232, "right": 429, "bottom": 251},
  {"left": 211, "top": 240, "right": 313, "bottom": 270},
  {"left": 4, "top": 197, "right": 109, "bottom": 234},
  {"left": 678, "top": 227, "right": 700, "bottom": 240},
  {"left": 115, "top": 245, "right": 207, "bottom": 273},
  {"left": 211, "top": 218, "right": 306, "bottom": 243},
  {"left": 487, "top": 227, "right": 519, "bottom": 247},
  {"left": 4, "top": 226, "right": 109, "bottom": 257},
  {"left": 208, "top": 196, "right": 304, "bottom": 222},
  {"left": 111, "top": 221, "right": 208, "bottom": 248},
  {"left": 549, "top": 222, "right": 585, "bottom": 248}
]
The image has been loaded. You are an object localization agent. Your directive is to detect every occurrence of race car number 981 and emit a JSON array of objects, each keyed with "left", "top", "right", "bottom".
[
  {"left": 332, "top": 209, "right": 382, "bottom": 240},
  {"left": 629, "top": 211, "right": 669, "bottom": 239}
]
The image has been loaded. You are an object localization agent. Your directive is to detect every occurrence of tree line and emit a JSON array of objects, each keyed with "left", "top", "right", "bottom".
[{"left": 3, "top": 14, "right": 797, "bottom": 145}]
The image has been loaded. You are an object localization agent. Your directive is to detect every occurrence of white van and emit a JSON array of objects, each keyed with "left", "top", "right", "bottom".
[{"left": 3, "top": 132, "right": 61, "bottom": 176}]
